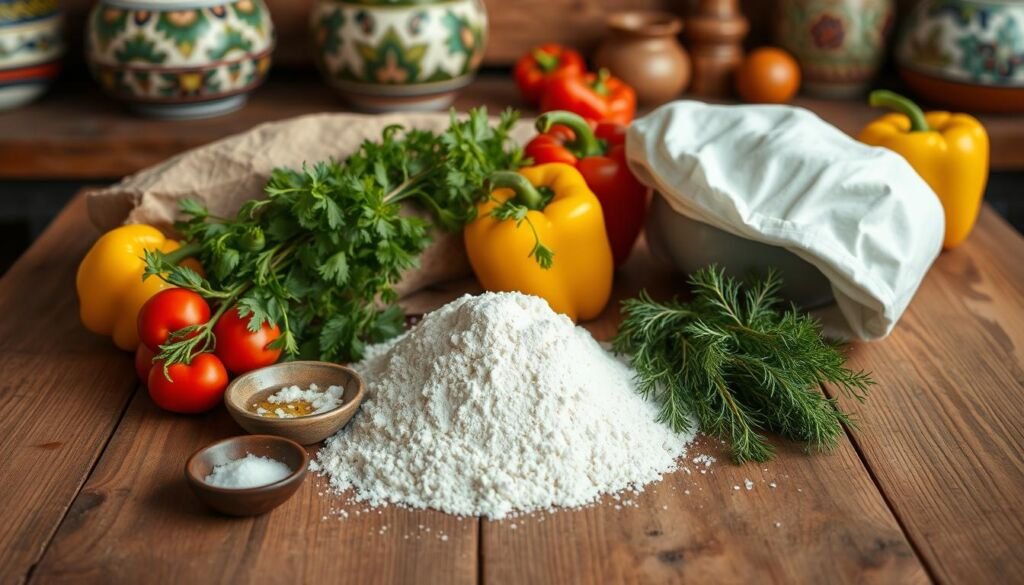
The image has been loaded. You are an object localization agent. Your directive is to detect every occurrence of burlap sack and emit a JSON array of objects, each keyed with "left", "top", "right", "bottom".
[{"left": 86, "top": 112, "right": 535, "bottom": 297}]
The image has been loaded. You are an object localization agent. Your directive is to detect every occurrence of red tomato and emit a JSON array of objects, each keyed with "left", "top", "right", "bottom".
[
  {"left": 135, "top": 344, "right": 155, "bottom": 383},
  {"left": 138, "top": 289, "right": 211, "bottom": 352},
  {"left": 213, "top": 307, "right": 282, "bottom": 375},
  {"left": 147, "top": 353, "right": 228, "bottom": 414}
]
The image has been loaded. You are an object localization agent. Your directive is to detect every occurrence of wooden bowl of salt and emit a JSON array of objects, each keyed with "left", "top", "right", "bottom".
[{"left": 224, "top": 361, "right": 366, "bottom": 445}]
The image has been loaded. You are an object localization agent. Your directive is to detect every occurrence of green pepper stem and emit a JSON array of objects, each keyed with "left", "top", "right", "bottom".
[
  {"left": 532, "top": 48, "right": 559, "bottom": 73},
  {"left": 488, "top": 171, "right": 545, "bottom": 210},
  {"left": 161, "top": 242, "right": 201, "bottom": 266},
  {"left": 591, "top": 68, "right": 611, "bottom": 97},
  {"left": 535, "top": 110, "right": 604, "bottom": 158},
  {"left": 868, "top": 90, "right": 930, "bottom": 132}
]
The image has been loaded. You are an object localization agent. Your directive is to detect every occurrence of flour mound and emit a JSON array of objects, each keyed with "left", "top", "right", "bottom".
[{"left": 312, "top": 292, "right": 695, "bottom": 518}]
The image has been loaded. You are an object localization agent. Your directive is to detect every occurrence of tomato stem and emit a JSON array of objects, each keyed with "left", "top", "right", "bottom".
[
  {"left": 532, "top": 48, "right": 559, "bottom": 73},
  {"left": 591, "top": 68, "right": 611, "bottom": 97}
]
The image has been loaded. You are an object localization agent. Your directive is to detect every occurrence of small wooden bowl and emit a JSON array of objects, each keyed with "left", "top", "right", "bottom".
[
  {"left": 184, "top": 435, "right": 308, "bottom": 516},
  {"left": 224, "top": 361, "right": 366, "bottom": 445}
]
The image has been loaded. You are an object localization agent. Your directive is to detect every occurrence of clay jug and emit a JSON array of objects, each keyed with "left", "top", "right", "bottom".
[{"left": 594, "top": 11, "right": 690, "bottom": 105}]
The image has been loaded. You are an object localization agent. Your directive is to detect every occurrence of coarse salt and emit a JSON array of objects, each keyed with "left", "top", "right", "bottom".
[
  {"left": 204, "top": 454, "right": 292, "bottom": 489},
  {"left": 255, "top": 383, "right": 345, "bottom": 418}
]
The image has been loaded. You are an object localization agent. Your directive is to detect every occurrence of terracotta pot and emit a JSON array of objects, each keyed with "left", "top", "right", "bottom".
[
  {"left": 775, "top": 0, "right": 894, "bottom": 98},
  {"left": 86, "top": 0, "right": 275, "bottom": 119},
  {"left": 594, "top": 11, "right": 689, "bottom": 105},
  {"left": 0, "top": 0, "right": 64, "bottom": 111},
  {"left": 896, "top": 0, "right": 1024, "bottom": 113},
  {"left": 311, "top": 0, "right": 487, "bottom": 112}
]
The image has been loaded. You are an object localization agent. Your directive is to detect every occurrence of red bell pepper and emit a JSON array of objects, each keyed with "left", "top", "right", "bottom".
[
  {"left": 514, "top": 43, "right": 586, "bottom": 105},
  {"left": 539, "top": 69, "right": 637, "bottom": 125},
  {"left": 525, "top": 110, "right": 648, "bottom": 266}
]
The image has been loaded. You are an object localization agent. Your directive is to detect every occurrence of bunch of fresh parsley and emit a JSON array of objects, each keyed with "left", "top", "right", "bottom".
[
  {"left": 146, "top": 107, "right": 524, "bottom": 366},
  {"left": 613, "top": 266, "right": 874, "bottom": 463}
]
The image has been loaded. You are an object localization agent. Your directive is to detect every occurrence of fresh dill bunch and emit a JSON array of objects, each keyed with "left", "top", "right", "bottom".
[{"left": 612, "top": 266, "right": 874, "bottom": 463}]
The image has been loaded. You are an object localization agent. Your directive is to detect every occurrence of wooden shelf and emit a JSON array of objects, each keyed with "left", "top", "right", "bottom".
[{"left": 1, "top": 72, "right": 1022, "bottom": 180}]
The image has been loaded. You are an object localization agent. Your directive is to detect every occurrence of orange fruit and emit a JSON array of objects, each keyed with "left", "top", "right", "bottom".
[{"left": 735, "top": 48, "right": 801, "bottom": 104}]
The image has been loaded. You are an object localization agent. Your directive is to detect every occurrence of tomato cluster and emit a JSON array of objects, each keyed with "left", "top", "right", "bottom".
[{"left": 135, "top": 289, "right": 281, "bottom": 414}]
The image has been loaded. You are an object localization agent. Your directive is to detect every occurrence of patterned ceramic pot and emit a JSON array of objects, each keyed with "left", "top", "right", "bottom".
[
  {"left": 775, "top": 0, "right": 894, "bottom": 98},
  {"left": 86, "top": 0, "right": 274, "bottom": 119},
  {"left": 311, "top": 0, "right": 487, "bottom": 112},
  {"left": 896, "top": 0, "right": 1024, "bottom": 113},
  {"left": 0, "top": 0, "right": 63, "bottom": 111}
]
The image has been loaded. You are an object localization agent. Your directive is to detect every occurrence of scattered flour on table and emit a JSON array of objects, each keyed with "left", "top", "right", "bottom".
[{"left": 311, "top": 292, "right": 696, "bottom": 519}]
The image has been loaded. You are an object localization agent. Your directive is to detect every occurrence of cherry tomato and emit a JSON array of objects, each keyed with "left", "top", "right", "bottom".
[
  {"left": 213, "top": 307, "right": 282, "bottom": 375},
  {"left": 147, "top": 353, "right": 228, "bottom": 414},
  {"left": 135, "top": 344, "right": 155, "bottom": 383},
  {"left": 138, "top": 289, "right": 211, "bottom": 352}
]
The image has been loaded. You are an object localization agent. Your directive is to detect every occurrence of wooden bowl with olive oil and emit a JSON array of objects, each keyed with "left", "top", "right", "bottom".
[{"left": 225, "top": 361, "right": 365, "bottom": 445}]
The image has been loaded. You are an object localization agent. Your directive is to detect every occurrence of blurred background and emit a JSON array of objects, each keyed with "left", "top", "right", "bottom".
[{"left": 1, "top": 0, "right": 1021, "bottom": 273}]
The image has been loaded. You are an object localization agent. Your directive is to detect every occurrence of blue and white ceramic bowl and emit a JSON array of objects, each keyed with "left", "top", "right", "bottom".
[{"left": 0, "top": 0, "right": 63, "bottom": 111}]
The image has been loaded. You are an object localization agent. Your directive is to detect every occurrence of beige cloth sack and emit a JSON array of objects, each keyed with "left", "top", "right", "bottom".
[{"left": 86, "top": 112, "right": 534, "bottom": 297}]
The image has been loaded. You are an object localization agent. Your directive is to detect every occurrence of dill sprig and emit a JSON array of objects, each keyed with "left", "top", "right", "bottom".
[{"left": 612, "top": 266, "right": 874, "bottom": 463}]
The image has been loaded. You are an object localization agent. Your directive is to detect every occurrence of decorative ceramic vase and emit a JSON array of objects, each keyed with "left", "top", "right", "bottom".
[
  {"left": 593, "top": 11, "right": 690, "bottom": 105},
  {"left": 311, "top": 0, "right": 487, "bottom": 112},
  {"left": 686, "top": 0, "right": 748, "bottom": 98},
  {"left": 896, "top": 0, "right": 1024, "bottom": 113},
  {"left": 0, "top": 0, "right": 63, "bottom": 111},
  {"left": 775, "top": 0, "right": 894, "bottom": 98},
  {"left": 86, "top": 0, "right": 274, "bottom": 119}
]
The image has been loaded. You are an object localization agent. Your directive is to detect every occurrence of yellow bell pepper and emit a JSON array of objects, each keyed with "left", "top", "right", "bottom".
[
  {"left": 859, "top": 90, "right": 989, "bottom": 249},
  {"left": 76, "top": 224, "right": 199, "bottom": 351},
  {"left": 464, "top": 163, "right": 614, "bottom": 322}
]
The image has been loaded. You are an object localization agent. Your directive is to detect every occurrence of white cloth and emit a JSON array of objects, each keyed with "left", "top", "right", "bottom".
[{"left": 626, "top": 101, "right": 945, "bottom": 340}]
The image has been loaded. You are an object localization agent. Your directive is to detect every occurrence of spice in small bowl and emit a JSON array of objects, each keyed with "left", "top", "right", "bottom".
[
  {"left": 225, "top": 361, "right": 366, "bottom": 445},
  {"left": 251, "top": 383, "right": 345, "bottom": 419},
  {"left": 185, "top": 435, "right": 308, "bottom": 516}
]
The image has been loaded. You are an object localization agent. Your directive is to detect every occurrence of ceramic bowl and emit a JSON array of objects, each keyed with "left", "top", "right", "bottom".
[
  {"left": 86, "top": 0, "right": 275, "bottom": 119},
  {"left": 646, "top": 193, "right": 834, "bottom": 309},
  {"left": 775, "top": 0, "right": 894, "bottom": 98},
  {"left": 896, "top": 0, "right": 1024, "bottom": 112},
  {"left": 224, "top": 361, "right": 366, "bottom": 445},
  {"left": 0, "top": 0, "right": 64, "bottom": 111},
  {"left": 185, "top": 434, "right": 308, "bottom": 516},
  {"left": 311, "top": 0, "right": 487, "bottom": 112}
]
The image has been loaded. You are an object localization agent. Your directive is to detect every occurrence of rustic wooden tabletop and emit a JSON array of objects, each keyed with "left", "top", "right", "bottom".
[{"left": 0, "top": 190, "right": 1021, "bottom": 583}]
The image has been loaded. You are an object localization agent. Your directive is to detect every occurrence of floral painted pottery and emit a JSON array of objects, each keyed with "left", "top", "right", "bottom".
[
  {"left": 311, "top": 0, "right": 487, "bottom": 112},
  {"left": 594, "top": 11, "right": 690, "bottom": 105},
  {"left": 896, "top": 0, "right": 1024, "bottom": 113},
  {"left": 0, "top": 0, "right": 63, "bottom": 111},
  {"left": 776, "top": 0, "right": 895, "bottom": 98},
  {"left": 86, "top": 0, "right": 274, "bottom": 119}
]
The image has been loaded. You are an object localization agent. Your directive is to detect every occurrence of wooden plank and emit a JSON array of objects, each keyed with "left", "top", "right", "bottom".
[
  {"left": 824, "top": 208, "right": 1024, "bottom": 584},
  {"left": 2, "top": 76, "right": 1024, "bottom": 180},
  {"left": 0, "top": 196, "right": 139, "bottom": 584},
  {"left": 30, "top": 392, "right": 478, "bottom": 585},
  {"left": 479, "top": 246, "right": 929, "bottom": 583}
]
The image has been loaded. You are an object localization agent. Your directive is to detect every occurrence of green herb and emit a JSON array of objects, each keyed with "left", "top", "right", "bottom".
[
  {"left": 146, "top": 107, "right": 525, "bottom": 367},
  {"left": 612, "top": 266, "right": 874, "bottom": 463}
]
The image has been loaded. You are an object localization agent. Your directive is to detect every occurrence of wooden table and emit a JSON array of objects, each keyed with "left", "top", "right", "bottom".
[{"left": 1, "top": 189, "right": 1022, "bottom": 583}]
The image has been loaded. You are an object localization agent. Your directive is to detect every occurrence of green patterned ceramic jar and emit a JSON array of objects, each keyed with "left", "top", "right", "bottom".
[
  {"left": 0, "top": 0, "right": 64, "bottom": 110},
  {"left": 312, "top": 0, "right": 487, "bottom": 112},
  {"left": 776, "top": 0, "right": 894, "bottom": 98},
  {"left": 86, "top": 0, "right": 274, "bottom": 119}
]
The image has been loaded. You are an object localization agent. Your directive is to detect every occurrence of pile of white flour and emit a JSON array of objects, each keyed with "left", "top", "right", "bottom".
[{"left": 312, "top": 292, "right": 695, "bottom": 518}]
